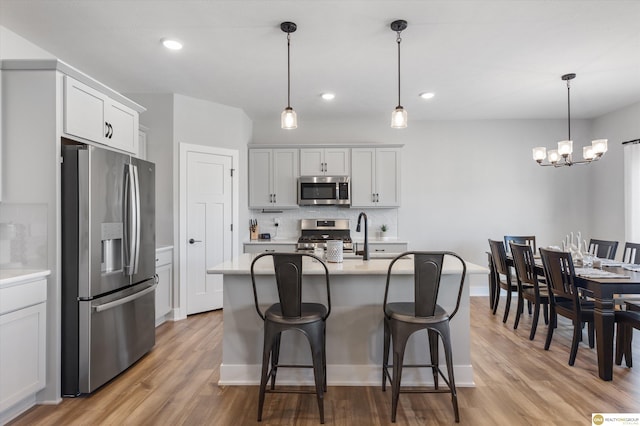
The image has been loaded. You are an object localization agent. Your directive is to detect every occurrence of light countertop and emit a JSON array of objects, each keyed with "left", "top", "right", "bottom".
[
  {"left": 208, "top": 253, "right": 488, "bottom": 276},
  {"left": 0, "top": 269, "right": 51, "bottom": 288}
]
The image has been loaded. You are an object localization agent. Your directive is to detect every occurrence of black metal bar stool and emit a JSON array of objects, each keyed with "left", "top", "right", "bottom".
[
  {"left": 250, "top": 252, "right": 331, "bottom": 424},
  {"left": 382, "top": 251, "right": 467, "bottom": 423}
]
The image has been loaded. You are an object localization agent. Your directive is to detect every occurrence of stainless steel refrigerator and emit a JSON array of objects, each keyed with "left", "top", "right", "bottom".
[{"left": 61, "top": 143, "right": 156, "bottom": 396}]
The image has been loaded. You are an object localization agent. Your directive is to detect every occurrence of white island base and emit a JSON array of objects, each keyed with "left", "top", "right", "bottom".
[{"left": 208, "top": 254, "right": 488, "bottom": 387}]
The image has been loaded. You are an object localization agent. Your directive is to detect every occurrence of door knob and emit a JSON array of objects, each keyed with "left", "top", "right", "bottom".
[{"left": 189, "top": 238, "right": 202, "bottom": 244}]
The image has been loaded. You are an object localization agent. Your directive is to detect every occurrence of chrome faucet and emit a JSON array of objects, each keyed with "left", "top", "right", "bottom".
[{"left": 356, "top": 212, "right": 369, "bottom": 260}]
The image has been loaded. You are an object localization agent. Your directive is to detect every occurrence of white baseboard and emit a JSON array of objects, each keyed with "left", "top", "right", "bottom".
[{"left": 219, "top": 363, "right": 475, "bottom": 387}]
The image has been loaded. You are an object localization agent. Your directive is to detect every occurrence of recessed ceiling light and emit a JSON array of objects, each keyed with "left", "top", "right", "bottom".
[
  {"left": 321, "top": 93, "right": 335, "bottom": 101},
  {"left": 161, "top": 38, "right": 183, "bottom": 50},
  {"left": 419, "top": 92, "right": 435, "bottom": 100}
]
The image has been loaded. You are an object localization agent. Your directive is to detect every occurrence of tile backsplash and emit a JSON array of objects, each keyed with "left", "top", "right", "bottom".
[
  {"left": 0, "top": 203, "right": 48, "bottom": 269},
  {"left": 248, "top": 207, "right": 398, "bottom": 240}
]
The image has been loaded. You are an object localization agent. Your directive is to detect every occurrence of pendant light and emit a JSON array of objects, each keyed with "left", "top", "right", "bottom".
[
  {"left": 280, "top": 21, "right": 297, "bottom": 129},
  {"left": 390, "top": 20, "right": 408, "bottom": 129},
  {"left": 532, "top": 73, "right": 608, "bottom": 167}
]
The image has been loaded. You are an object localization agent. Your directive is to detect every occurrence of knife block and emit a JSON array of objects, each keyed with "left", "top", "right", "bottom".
[{"left": 250, "top": 226, "right": 259, "bottom": 240}]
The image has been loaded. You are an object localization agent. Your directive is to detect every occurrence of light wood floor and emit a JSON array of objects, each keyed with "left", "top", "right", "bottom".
[{"left": 10, "top": 296, "right": 640, "bottom": 425}]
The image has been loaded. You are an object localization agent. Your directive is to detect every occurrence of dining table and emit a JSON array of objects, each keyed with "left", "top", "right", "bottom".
[{"left": 498, "top": 254, "right": 640, "bottom": 381}]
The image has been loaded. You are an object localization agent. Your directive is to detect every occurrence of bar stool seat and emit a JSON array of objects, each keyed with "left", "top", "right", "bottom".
[
  {"left": 265, "top": 303, "right": 327, "bottom": 323},
  {"left": 385, "top": 302, "right": 448, "bottom": 324}
]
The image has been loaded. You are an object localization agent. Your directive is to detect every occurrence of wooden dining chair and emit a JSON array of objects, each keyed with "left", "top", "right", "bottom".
[
  {"left": 509, "top": 242, "right": 549, "bottom": 340},
  {"left": 539, "top": 248, "right": 595, "bottom": 366},
  {"left": 615, "top": 301, "right": 640, "bottom": 368},
  {"left": 588, "top": 239, "right": 619, "bottom": 260},
  {"left": 622, "top": 242, "right": 640, "bottom": 264},
  {"left": 488, "top": 239, "right": 519, "bottom": 323},
  {"left": 504, "top": 235, "right": 537, "bottom": 253}
]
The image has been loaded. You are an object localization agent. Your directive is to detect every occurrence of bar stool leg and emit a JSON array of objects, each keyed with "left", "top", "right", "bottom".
[
  {"left": 428, "top": 329, "right": 439, "bottom": 390},
  {"left": 382, "top": 318, "right": 391, "bottom": 391}
]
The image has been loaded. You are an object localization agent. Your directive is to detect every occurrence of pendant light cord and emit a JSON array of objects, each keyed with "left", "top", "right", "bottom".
[
  {"left": 566, "top": 78, "right": 571, "bottom": 141},
  {"left": 396, "top": 32, "right": 402, "bottom": 107},
  {"left": 287, "top": 32, "right": 291, "bottom": 109}
]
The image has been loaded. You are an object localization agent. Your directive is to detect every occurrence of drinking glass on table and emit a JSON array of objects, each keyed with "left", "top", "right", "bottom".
[{"left": 583, "top": 252, "right": 594, "bottom": 268}]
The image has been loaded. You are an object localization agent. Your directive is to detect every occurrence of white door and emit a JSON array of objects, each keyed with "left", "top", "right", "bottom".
[{"left": 186, "top": 151, "right": 233, "bottom": 314}]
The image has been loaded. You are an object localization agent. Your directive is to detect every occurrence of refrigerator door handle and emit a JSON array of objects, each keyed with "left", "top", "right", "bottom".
[
  {"left": 132, "top": 164, "right": 141, "bottom": 274},
  {"left": 93, "top": 283, "right": 157, "bottom": 313},
  {"left": 123, "top": 163, "right": 137, "bottom": 276}
]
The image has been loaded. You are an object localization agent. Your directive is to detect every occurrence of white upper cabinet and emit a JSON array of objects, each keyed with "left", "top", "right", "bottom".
[
  {"left": 351, "top": 147, "right": 401, "bottom": 207},
  {"left": 249, "top": 148, "right": 299, "bottom": 209},
  {"left": 300, "top": 147, "right": 350, "bottom": 176},
  {"left": 64, "top": 76, "right": 139, "bottom": 155}
]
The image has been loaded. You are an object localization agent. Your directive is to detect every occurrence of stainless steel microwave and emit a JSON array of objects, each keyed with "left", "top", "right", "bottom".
[{"left": 298, "top": 176, "right": 350, "bottom": 206}]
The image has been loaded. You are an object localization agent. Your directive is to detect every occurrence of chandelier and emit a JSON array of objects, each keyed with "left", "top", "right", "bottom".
[{"left": 532, "top": 73, "right": 607, "bottom": 167}]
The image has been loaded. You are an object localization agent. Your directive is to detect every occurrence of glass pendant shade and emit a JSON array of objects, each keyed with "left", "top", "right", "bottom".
[
  {"left": 558, "top": 140, "right": 573, "bottom": 157},
  {"left": 583, "top": 145, "right": 595, "bottom": 160},
  {"left": 281, "top": 107, "right": 297, "bottom": 129},
  {"left": 391, "top": 106, "right": 407, "bottom": 128},
  {"left": 592, "top": 139, "right": 608, "bottom": 155},
  {"left": 548, "top": 149, "right": 560, "bottom": 164},
  {"left": 532, "top": 147, "right": 547, "bottom": 162}
]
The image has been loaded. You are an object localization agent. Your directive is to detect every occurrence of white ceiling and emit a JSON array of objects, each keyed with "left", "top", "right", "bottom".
[{"left": 1, "top": 0, "right": 639, "bottom": 122}]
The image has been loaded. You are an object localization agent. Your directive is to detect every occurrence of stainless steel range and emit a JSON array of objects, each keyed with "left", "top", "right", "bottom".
[{"left": 297, "top": 219, "right": 353, "bottom": 252}]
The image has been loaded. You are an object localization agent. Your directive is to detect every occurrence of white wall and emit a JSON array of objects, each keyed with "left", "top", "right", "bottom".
[
  {"left": 127, "top": 93, "right": 175, "bottom": 247},
  {"left": 0, "top": 26, "right": 54, "bottom": 59},
  {"left": 589, "top": 101, "right": 640, "bottom": 245},
  {"left": 253, "top": 117, "right": 594, "bottom": 268}
]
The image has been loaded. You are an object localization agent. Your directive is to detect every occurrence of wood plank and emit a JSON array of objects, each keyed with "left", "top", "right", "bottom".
[{"left": 9, "top": 297, "right": 640, "bottom": 425}]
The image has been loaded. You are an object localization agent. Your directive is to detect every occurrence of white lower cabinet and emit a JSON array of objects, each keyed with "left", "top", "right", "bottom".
[
  {"left": 155, "top": 247, "right": 173, "bottom": 326},
  {"left": 0, "top": 276, "right": 47, "bottom": 419},
  {"left": 243, "top": 243, "right": 298, "bottom": 254},
  {"left": 368, "top": 243, "right": 408, "bottom": 253}
]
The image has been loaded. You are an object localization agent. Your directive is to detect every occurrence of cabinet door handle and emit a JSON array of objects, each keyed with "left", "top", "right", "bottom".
[
  {"left": 273, "top": 194, "right": 276, "bottom": 203},
  {"left": 109, "top": 123, "right": 113, "bottom": 139},
  {"left": 105, "top": 122, "right": 110, "bottom": 137}
]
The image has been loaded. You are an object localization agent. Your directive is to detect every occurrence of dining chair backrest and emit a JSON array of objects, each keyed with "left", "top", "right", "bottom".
[
  {"left": 509, "top": 242, "right": 539, "bottom": 288},
  {"left": 250, "top": 252, "right": 331, "bottom": 320},
  {"left": 504, "top": 235, "right": 537, "bottom": 253},
  {"left": 588, "top": 239, "right": 619, "bottom": 260},
  {"left": 383, "top": 251, "right": 466, "bottom": 319},
  {"left": 539, "top": 248, "right": 580, "bottom": 306},
  {"left": 622, "top": 242, "right": 640, "bottom": 264},
  {"left": 488, "top": 239, "right": 510, "bottom": 277}
]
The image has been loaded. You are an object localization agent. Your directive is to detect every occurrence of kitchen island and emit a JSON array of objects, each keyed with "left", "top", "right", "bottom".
[{"left": 207, "top": 253, "right": 487, "bottom": 387}]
